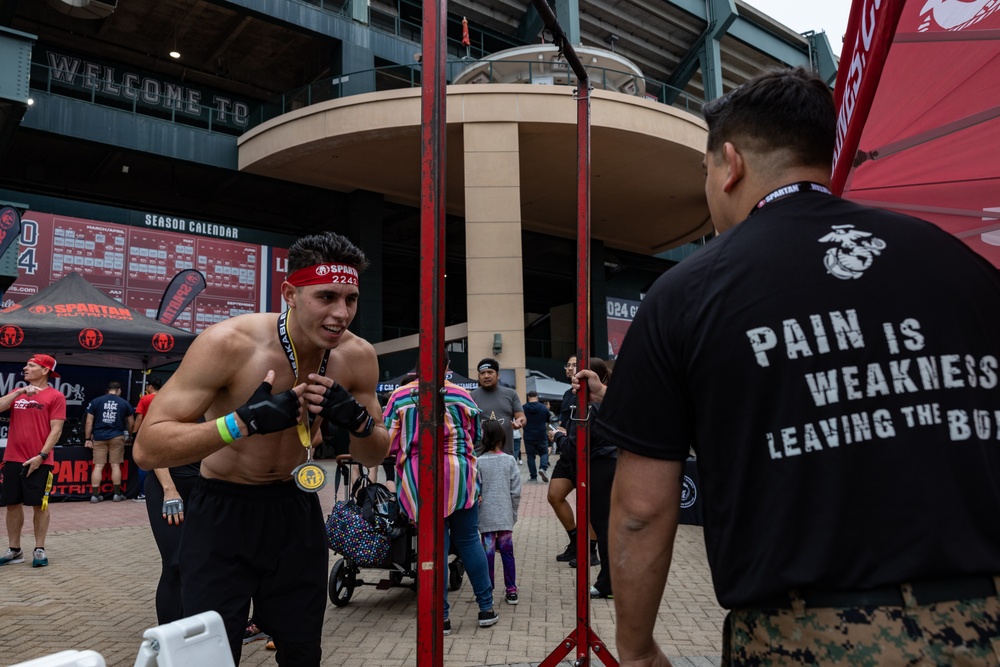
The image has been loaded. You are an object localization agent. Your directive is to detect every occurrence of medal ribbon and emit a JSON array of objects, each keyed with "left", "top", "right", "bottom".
[
  {"left": 747, "top": 181, "right": 832, "bottom": 218},
  {"left": 277, "top": 310, "right": 330, "bottom": 448}
]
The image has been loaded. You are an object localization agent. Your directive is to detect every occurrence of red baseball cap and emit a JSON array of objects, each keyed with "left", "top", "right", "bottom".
[{"left": 28, "top": 354, "right": 60, "bottom": 379}]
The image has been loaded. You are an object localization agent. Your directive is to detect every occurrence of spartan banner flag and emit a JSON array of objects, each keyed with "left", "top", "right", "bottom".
[
  {"left": 156, "top": 269, "right": 206, "bottom": 326},
  {"left": 0, "top": 206, "right": 22, "bottom": 261}
]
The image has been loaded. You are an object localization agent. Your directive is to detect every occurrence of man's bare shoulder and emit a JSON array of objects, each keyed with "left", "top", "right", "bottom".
[
  {"left": 339, "top": 329, "right": 377, "bottom": 360},
  {"left": 195, "top": 313, "right": 277, "bottom": 349},
  {"left": 327, "top": 330, "right": 378, "bottom": 391}
]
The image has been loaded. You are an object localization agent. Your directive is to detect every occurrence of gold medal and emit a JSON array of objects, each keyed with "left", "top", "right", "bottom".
[
  {"left": 292, "top": 462, "right": 327, "bottom": 493},
  {"left": 277, "top": 310, "right": 332, "bottom": 486}
]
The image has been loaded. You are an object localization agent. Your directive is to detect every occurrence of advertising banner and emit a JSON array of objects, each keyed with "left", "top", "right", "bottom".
[{"left": 4, "top": 211, "right": 285, "bottom": 333}]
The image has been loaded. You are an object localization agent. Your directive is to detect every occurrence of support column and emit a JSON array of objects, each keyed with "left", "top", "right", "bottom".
[
  {"left": 464, "top": 122, "right": 527, "bottom": 398},
  {"left": 348, "top": 190, "right": 384, "bottom": 344},
  {"left": 337, "top": 41, "right": 375, "bottom": 98},
  {"left": 553, "top": 0, "right": 581, "bottom": 46}
]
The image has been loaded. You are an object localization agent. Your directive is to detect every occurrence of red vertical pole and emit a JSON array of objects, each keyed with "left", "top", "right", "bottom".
[
  {"left": 573, "top": 77, "right": 593, "bottom": 666},
  {"left": 416, "top": 0, "right": 447, "bottom": 665},
  {"left": 527, "top": 1, "right": 616, "bottom": 664}
]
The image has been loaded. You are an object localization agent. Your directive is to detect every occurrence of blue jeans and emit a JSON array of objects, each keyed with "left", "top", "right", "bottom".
[
  {"left": 444, "top": 504, "right": 493, "bottom": 619},
  {"left": 524, "top": 439, "right": 549, "bottom": 480}
]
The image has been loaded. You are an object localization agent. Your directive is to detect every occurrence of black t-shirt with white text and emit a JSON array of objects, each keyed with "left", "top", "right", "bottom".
[{"left": 597, "top": 191, "right": 1000, "bottom": 608}]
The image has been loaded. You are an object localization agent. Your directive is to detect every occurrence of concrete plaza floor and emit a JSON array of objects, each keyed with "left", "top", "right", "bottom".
[{"left": 0, "top": 458, "right": 724, "bottom": 667}]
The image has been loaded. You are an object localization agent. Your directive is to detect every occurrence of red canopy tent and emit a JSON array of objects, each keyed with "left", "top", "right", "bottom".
[{"left": 832, "top": 0, "right": 1000, "bottom": 266}]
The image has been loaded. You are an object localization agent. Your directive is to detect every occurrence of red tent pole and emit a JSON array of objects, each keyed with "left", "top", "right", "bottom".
[
  {"left": 831, "top": 0, "right": 905, "bottom": 194},
  {"left": 416, "top": 0, "right": 447, "bottom": 665}
]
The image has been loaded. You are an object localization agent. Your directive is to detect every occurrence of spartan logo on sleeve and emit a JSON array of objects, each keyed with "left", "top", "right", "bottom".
[{"left": 819, "top": 225, "right": 887, "bottom": 280}]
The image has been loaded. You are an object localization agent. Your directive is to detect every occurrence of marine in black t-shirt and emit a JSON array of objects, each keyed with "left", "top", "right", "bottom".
[{"left": 598, "top": 190, "right": 1000, "bottom": 608}]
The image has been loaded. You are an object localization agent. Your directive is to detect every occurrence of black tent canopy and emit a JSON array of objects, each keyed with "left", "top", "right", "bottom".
[{"left": 0, "top": 272, "right": 197, "bottom": 369}]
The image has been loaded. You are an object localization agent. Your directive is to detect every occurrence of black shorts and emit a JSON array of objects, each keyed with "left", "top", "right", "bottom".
[
  {"left": 551, "top": 454, "right": 576, "bottom": 482},
  {"left": 0, "top": 462, "right": 54, "bottom": 507}
]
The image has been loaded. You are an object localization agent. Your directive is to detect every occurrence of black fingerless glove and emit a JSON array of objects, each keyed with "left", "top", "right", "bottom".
[
  {"left": 235, "top": 381, "right": 301, "bottom": 436},
  {"left": 319, "top": 382, "right": 374, "bottom": 437}
]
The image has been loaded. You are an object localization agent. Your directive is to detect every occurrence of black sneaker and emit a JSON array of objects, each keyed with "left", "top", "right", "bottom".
[
  {"left": 568, "top": 551, "right": 600, "bottom": 568},
  {"left": 539, "top": 469, "right": 549, "bottom": 482},
  {"left": 477, "top": 609, "right": 499, "bottom": 627},
  {"left": 555, "top": 542, "right": 575, "bottom": 562},
  {"left": 505, "top": 591, "right": 518, "bottom": 605},
  {"left": 443, "top": 619, "right": 451, "bottom": 636}
]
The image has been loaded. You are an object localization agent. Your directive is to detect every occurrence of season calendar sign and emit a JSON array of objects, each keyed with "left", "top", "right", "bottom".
[{"left": 3, "top": 211, "right": 288, "bottom": 332}]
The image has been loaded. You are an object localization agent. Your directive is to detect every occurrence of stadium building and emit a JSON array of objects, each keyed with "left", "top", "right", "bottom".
[{"left": 0, "top": 0, "right": 837, "bottom": 391}]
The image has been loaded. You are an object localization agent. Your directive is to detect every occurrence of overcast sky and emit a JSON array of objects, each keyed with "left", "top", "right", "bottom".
[{"left": 742, "top": 1, "right": 854, "bottom": 47}]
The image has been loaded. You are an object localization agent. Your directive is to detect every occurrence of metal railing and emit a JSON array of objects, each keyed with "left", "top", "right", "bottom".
[{"left": 246, "top": 59, "right": 703, "bottom": 129}]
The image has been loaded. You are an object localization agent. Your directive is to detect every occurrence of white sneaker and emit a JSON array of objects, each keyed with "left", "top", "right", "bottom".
[{"left": 0, "top": 548, "right": 24, "bottom": 565}]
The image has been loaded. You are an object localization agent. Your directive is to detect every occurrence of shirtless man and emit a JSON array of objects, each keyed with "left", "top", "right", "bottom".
[{"left": 135, "top": 232, "right": 389, "bottom": 666}]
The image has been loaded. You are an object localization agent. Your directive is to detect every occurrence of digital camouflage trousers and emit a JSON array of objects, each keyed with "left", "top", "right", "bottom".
[{"left": 724, "top": 592, "right": 1000, "bottom": 666}]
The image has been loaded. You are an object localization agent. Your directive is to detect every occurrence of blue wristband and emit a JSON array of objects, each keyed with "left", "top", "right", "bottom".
[{"left": 225, "top": 412, "right": 243, "bottom": 440}]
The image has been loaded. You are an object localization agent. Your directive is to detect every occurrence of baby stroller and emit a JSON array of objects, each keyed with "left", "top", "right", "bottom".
[{"left": 326, "top": 456, "right": 466, "bottom": 607}]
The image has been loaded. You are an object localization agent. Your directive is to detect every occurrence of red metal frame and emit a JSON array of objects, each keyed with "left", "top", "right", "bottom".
[
  {"left": 527, "top": 1, "right": 618, "bottom": 665},
  {"left": 415, "top": 1, "right": 616, "bottom": 664},
  {"left": 416, "top": 0, "right": 448, "bottom": 665}
]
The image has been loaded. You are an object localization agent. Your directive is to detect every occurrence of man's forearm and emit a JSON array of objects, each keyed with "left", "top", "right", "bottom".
[
  {"left": 610, "top": 453, "right": 683, "bottom": 662},
  {"left": 0, "top": 386, "right": 26, "bottom": 413},
  {"left": 134, "top": 420, "right": 232, "bottom": 469},
  {"left": 349, "top": 424, "right": 390, "bottom": 468}
]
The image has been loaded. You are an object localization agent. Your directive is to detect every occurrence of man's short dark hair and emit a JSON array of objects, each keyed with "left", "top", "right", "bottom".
[
  {"left": 527, "top": 390, "right": 538, "bottom": 398},
  {"left": 703, "top": 67, "right": 836, "bottom": 169},
  {"left": 108, "top": 381, "right": 121, "bottom": 391},
  {"left": 147, "top": 376, "right": 164, "bottom": 391},
  {"left": 288, "top": 232, "right": 370, "bottom": 274}
]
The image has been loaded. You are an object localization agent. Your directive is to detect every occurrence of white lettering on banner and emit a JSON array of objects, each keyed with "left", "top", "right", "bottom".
[
  {"left": 753, "top": 313, "right": 1000, "bottom": 459},
  {"left": 0, "top": 374, "right": 86, "bottom": 406},
  {"left": 919, "top": 0, "right": 1000, "bottom": 32},
  {"left": 143, "top": 214, "right": 240, "bottom": 240},
  {"left": 833, "top": 0, "right": 886, "bottom": 172}
]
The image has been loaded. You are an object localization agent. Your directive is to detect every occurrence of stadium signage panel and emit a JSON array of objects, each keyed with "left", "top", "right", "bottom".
[{"left": 36, "top": 46, "right": 253, "bottom": 130}]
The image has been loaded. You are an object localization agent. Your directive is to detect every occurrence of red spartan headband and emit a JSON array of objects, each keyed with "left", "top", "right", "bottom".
[{"left": 286, "top": 263, "right": 359, "bottom": 287}]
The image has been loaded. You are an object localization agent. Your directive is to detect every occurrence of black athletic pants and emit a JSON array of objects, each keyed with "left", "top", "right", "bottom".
[
  {"left": 144, "top": 470, "right": 199, "bottom": 624},
  {"left": 590, "top": 456, "right": 617, "bottom": 595},
  {"left": 179, "top": 477, "right": 328, "bottom": 667}
]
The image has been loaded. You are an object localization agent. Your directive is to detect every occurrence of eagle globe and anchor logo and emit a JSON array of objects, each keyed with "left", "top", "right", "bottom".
[{"left": 819, "top": 225, "right": 887, "bottom": 280}]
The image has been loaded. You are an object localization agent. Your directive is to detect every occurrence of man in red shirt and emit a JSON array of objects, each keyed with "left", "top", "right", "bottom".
[{"left": 0, "top": 354, "right": 66, "bottom": 567}]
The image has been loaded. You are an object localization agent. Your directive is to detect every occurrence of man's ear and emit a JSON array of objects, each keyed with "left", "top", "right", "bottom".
[
  {"left": 722, "top": 142, "right": 744, "bottom": 194},
  {"left": 280, "top": 281, "right": 297, "bottom": 307}
]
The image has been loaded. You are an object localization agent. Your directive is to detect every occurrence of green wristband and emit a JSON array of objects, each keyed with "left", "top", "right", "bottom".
[{"left": 216, "top": 416, "right": 234, "bottom": 444}]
